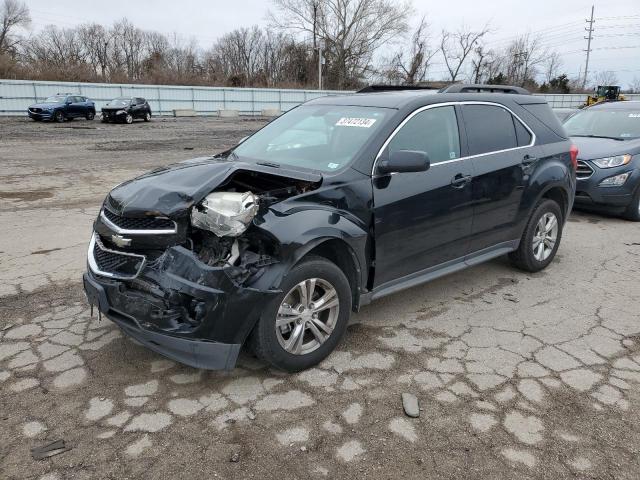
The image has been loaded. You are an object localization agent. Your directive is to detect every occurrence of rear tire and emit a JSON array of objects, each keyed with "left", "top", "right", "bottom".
[
  {"left": 86, "top": 111, "right": 95, "bottom": 120},
  {"left": 509, "top": 199, "right": 564, "bottom": 273},
  {"left": 248, "top": 256, "right": 352, "bottom": 372}
]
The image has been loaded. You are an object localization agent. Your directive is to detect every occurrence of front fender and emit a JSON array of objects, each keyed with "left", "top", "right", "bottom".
[{"left": 250, "top": 207, "right": 369, "bottom": 292}]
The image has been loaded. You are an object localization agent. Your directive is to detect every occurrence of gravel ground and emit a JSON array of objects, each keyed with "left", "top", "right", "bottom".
[{"left": 1, "top": 116, "right": 639, "bottom": 480}]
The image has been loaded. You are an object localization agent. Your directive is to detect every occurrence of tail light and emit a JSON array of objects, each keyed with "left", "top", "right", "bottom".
[{"left": 569, "top": 144, "right": 579, "bottom": 170}]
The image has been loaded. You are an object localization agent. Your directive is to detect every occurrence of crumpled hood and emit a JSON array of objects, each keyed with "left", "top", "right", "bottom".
[
  {"left": 102, "top": 104, "right": 128, "bottom": 110},
  {"left": 105, "top": 157, "right": 322, "bottom": 218},
  {"left": 571, "top": 136, "right": 640, "bottom": 160}
]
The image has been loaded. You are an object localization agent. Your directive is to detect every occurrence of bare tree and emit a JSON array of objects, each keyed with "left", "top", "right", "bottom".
[
  {"left": 0, "top": 0, "right": 29, "bottom": 55},
  {"left": 630, "top": 76, "right": 640, "bottom": 94},
  {"left": 270, "top": 0, "right": 412, "bottom": 88},
  {"left": 384, "top": 16, "right": 436, "bottom": 84},
  {"left": 22, "top": 25, "right": 93, "bottom": 80},
  {"left": 594, "top": 70, "right": 619, "bottom": 87},
  {"left": 78, "top": 24, "right": 111, "bottom": 79},
  {"left": 542, "top": 51, "right": 562, "bottom": 84},
  {"left": 470, "top": 45, "right": 494, "bottom": 83},
  {"left": 440, "top": 25, "right": 490, "bottom": 82},
  {"left": 501, "top": 34, "right": 546, "bottom": 86},
  {"left": 110, "top": 19, "right": 147, "bottom": 81}
]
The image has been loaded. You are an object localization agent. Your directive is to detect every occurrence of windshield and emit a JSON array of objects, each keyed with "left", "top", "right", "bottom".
[
  {"left": 108, "top": 98, "right": 130, "bottom": 106},
  {"left": 564, "top": 108, "right": 640, "bottom": 139},
  {"left": 233, "top": 105, "right": 390, "bottom": 172},
  {"left": 44, "top": 95, "right": 66, "bottom": 103}
]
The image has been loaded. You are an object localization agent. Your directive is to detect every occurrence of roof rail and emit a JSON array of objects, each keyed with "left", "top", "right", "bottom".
[
  {"left": 356, "top": 84, "right": 440, "bottom": 93},
  {"left": 439, "top": 84, "right": 531, "bottom": 95}
]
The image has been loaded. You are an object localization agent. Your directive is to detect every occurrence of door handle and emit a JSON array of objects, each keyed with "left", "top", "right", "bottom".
[
  {"left": 451, "top": 174, "right": 472, "bottom": 188},
  {"left": 522, "top": 154, "right": 538, "bottom": 166}
]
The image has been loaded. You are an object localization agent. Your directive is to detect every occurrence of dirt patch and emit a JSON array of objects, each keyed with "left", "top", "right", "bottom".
[{"left": 0, "top": 189, "right": 54, "bottom": 201}]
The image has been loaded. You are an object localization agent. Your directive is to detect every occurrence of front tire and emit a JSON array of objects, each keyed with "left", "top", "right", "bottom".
[
  {"left": 54, "top": 111, "right": 65, "bottom": 123},
  {"left": 623, "top": 186, "right": 640, "bottom": 222},
  {"left": 144, "top": 112, "right": 151, "bottom": 122},
  {"left": 125, "top": 113, "right": 133, "bottom": 124},
  {"left": 248, "top": 256, "right": 352, "bottom": 372},
  {"left": 509, "top": 199, "right": 564, "bottom": 272}
]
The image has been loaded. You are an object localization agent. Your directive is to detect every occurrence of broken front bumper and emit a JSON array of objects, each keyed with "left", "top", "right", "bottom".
[
  {"left": 83, "top": 237, "right": 279, "bottom": 370},
  {"left": 84, "top": 272, "right": 241, "bottom": 370}
]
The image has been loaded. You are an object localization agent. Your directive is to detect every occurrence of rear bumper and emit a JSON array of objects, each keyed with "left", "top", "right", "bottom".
[{"left": 83, "top": 271, "right": 242, "bottom": 370}]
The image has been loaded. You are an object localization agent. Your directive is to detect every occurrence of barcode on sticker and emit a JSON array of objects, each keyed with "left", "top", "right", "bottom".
[{"left": 336, "top": 117, "right": 377, "bottom": 128}]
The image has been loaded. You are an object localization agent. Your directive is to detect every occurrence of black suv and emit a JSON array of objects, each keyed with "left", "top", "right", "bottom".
[
  {"left": 83, "top": 85, "right": 576, "bottom": 372},
  {"left": 27, "top": 93, "right": 95, "bottom": 122},
  {"left": 101, "top": 97, "right": 152, "bottom": 124}
]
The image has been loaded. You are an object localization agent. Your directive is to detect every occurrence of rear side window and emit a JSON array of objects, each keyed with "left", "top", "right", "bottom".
[
  {"left": 388, "top": 106, "right": 461, "bottom": 164},
  {"left": 513, "top": 117, "right": 532, "bottom": 146},
  {"left": 521, "top": 102, "right": 567, "bottom": 138},
  {"left": 462, "top": 105, "right": 517, "bottom": 155}
]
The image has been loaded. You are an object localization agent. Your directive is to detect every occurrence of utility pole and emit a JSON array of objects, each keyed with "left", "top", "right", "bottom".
[
  {"left": 582, "top": 5, "right": 595, "bottom": 90},
  {"left": 318, "top": 44, "right": 323, "bottom": 90}
]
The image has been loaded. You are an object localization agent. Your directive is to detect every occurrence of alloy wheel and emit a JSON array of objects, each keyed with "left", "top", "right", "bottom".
[
  {"left": 532, "top": 212, "right": 558, "bottom": 261},
  {"left": 126, "top": 114, "right": 133, "bottom": 124},
  {"left": 275, "top": 278, "right": 339, "bottom": 355}
]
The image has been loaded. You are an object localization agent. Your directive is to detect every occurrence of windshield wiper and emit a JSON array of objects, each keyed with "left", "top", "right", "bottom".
[
  {"left": 571, "top": 134, "right": 625, "bottom": 141},
  {"left": 256, "top": 161, "right": 281, "bottom": 168}
]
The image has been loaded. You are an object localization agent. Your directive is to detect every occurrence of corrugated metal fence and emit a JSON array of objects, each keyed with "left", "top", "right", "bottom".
[
  {"left": 1, "top": 79, "right": 639, "bottom": 115},
  {"left": 0, "top": 79, "right": 349, "bottom": 116}
]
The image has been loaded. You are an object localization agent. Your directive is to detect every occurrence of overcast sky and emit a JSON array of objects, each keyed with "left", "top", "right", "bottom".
[{"left": 23, "top": 0, "right": 640, "bottom": 87}]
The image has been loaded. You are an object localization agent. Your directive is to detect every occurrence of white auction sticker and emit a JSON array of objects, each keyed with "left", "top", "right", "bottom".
[{"left": 336, "top": 117, "right": 377, "bottom": 128}]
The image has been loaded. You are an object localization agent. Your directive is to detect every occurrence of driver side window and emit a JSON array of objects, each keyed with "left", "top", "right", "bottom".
[{"left": 388, "top": 106, "right": 461, "bottom": 164}]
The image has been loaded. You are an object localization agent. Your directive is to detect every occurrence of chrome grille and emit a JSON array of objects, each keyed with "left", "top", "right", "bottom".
[
  {"left": 101, "top": 208, "right": 176, "bottom": 234},
  {"left": 576, "top": 160, "right": 594, "bottom": 179},
  {"left": 88, "top": 234, "right": 146, "bottom": 279}
]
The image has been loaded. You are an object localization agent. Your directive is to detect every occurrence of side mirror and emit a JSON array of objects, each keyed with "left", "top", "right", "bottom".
[{"left": 377, "top": 150, "right": 430, "bottom": 174}]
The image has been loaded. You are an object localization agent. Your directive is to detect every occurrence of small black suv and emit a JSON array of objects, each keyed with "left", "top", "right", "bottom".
[
  {"left": 101, "top": 97, "right": 152, "bottom": 124},
  {"left": 84, "top": 84, "right": 576, "bottom": 372}
]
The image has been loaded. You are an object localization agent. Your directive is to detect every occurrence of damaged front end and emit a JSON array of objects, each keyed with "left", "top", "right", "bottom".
[{"left": 83, "top": 159, "right": 322, "bottom": 370}]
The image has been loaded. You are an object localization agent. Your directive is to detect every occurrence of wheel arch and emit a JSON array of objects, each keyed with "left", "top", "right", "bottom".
[
  {"left": 297, "top": 238, "right": 363, "bottom": 311},
  {"left": 539, "top": 185, "right": 570, "bottom": 222}
]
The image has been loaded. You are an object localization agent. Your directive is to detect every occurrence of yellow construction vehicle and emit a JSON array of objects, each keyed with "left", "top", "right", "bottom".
[{"left": 585, "top": 85, "right": 625, "bottom": 106}]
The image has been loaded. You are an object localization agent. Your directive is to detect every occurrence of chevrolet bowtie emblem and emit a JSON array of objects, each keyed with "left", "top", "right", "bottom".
[{"left": 111, "top": 234, "right": 132, "bottom": 247}]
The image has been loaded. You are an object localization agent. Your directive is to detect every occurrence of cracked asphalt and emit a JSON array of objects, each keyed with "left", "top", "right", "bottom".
[{"left": 1, "top": 116, "right": 640, "bottom": 480}]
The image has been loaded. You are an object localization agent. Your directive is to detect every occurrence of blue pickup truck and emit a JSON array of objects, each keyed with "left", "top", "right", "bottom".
[{"left": 27, "top": 93, "right": 96, "bottom": 122}]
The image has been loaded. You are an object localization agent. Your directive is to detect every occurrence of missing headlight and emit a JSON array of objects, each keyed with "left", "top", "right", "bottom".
[{"left": 191, "top": 191, "right": 258, "bottom": 237}]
